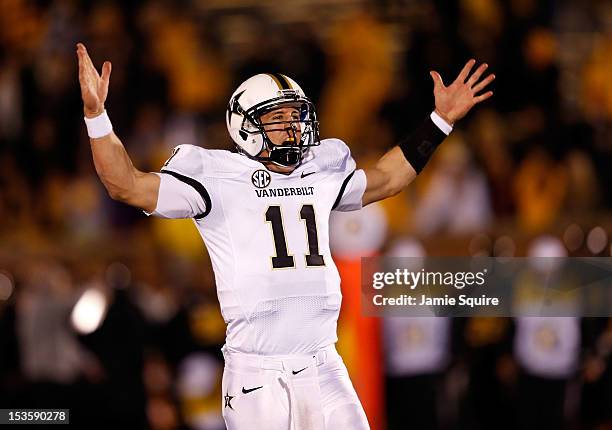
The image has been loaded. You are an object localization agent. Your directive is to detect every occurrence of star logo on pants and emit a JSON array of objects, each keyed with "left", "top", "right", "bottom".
[{"left": 224, "top": 391, "right": 235, "bottom": 410}]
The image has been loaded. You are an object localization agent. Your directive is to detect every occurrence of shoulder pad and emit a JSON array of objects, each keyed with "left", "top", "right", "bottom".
[
  {"left": 310, "top": 138, "right": 356, "bottom": 173},
  {"left": 161, "top": 144, "right": 204, "bottom": 178},
  {"left": 161, "top": 145, "right": 244, "bottom": 179}
]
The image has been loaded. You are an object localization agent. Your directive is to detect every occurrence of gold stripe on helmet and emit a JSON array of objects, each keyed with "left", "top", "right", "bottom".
[{"left": 267, "top": 73, "right": 292, "bottom": 90}]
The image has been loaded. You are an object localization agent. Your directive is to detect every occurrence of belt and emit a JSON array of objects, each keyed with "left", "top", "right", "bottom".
[{"left": 221, "top": 344, "right": 334, "bottom": 372}]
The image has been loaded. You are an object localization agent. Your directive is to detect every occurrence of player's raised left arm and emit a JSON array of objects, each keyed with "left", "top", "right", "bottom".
[{"left": 362, "top": 59, "right": 494, "bottom": 206}]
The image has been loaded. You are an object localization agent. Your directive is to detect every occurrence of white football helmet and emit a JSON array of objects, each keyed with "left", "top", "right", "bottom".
[{"left": 226, "top": 73, "right": 320, "bottom": 168}]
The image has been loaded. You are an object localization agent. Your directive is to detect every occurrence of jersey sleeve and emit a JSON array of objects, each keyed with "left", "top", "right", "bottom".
[
  {"left": 332, "top": 169, "right": 367, "bottom": 212},
  {"left": 322, "top": 139, "right": 367, "bottom": 212},
  {"left": 147, "top": 144, "right": 211, "bottom": 219}
]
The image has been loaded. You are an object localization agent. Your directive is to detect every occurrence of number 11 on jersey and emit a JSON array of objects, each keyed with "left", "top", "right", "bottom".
[{"left": 265, "top": 205, "right": 325, "bottom": 269}]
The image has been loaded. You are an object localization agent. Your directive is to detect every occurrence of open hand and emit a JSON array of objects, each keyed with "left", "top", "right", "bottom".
[
  {"left": 430, "top": 59, "right": 495, "bottom": 125},
  {"left": 76, "top": 43, "right": 112, "bottom": 118}
]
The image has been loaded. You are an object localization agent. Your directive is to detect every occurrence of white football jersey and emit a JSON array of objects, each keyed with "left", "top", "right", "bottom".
[{"left": 150, "top": 139, "right": 367, "bottom": 355}]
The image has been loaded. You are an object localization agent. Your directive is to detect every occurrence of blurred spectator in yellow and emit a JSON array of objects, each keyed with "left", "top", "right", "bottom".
[
  {"left": 143, "top": 8, "right": 229, "bottom": 113},
  {"left": 564, "top": 149, "right": 601, "bottom": 214},
  {"left": 319, "top": 10, "right": 393, "bottom": 150},
  {"left": 581, "top": 35, "right": 612, "bottom": 121},
  {"left": 513, "top": 147, "right": 567, "bottom": 233},
  {"left": 0, "top": 0, "right": 45, "bottom": 57},
  {"left": 469, "top": 109, "right": 515, "bottom": 217},
  {"left": 459, "top": 0, "right": 504, "bottom": 60}
]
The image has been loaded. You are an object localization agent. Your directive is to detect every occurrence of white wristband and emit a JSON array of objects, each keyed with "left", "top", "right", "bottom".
[
  {"left": 84, "top": 110, "right": 113, "bottom": 139},
  {"left": 430, "top": 111, "right": 453, "bottom": 136}
]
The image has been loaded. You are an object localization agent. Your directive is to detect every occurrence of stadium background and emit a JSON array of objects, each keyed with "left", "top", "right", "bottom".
[{"left": 0, "top": 0, "right": 611, "bottom": 428}]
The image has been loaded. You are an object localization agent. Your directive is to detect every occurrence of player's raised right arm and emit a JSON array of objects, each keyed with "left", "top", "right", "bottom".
[{"left": 77, "top": 43, "right": 160, "bottom": 213}]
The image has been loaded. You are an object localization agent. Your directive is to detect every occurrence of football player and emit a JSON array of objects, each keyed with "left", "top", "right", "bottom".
[{"left": 76, "top": 42, "right": 493, "bottom": 429}]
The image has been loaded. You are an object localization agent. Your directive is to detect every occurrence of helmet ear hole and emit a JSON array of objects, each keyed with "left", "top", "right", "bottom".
[{"left": 239, "top": 130, "right": 248, "bottom": 140}]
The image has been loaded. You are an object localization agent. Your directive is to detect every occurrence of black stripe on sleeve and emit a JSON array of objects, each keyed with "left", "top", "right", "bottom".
[
  {"left": 332, "top": 170, "right": 356, "bottom": 210},
  {"left": 160, "top": 170, "right": 212, "bottom": 219},
  {"left": 272, "top": 73, "right": 291, "bottom": 89}
]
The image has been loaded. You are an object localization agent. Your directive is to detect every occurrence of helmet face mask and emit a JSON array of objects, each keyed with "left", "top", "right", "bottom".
[{"left": 227, "top": 75, "right": 320, "bottom": 169}]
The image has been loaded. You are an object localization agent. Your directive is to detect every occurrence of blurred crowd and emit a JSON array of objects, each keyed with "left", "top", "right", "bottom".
[{"left": 0, "top": 0, "right": 611, "bottom": 429}]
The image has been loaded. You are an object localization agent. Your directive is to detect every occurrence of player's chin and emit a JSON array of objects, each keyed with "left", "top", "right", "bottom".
[{"left": 267, "top": 163, "right": 297, "bottom": 174}]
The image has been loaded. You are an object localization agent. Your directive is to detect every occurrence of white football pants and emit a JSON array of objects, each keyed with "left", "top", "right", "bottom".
[{"left": 221, "top": 344, "right": 370, "bottom": 430}]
